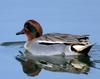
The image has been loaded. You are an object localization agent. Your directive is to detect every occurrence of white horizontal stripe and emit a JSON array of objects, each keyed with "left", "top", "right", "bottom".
[{"left": 37, "top": 40, "right": 64, "bottom": 44}]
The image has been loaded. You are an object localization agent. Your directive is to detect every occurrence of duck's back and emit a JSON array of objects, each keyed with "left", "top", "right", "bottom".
[{"left": 37, "top": 33, "right": 89, "bottom": 44}]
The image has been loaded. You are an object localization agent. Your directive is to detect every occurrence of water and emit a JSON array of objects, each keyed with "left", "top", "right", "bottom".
[{"left": 0, "top": 0, "right": 100, "bottom": 79}]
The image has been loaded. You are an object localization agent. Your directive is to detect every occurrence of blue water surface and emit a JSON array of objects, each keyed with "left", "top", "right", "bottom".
[{"left": 0, "top": 0, "right": 100, "bottom": 79}]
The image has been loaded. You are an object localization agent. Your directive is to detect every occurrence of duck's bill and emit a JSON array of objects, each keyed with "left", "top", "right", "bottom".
[{"left": 16, "top": 30, "right": 24, "bottom": 35}]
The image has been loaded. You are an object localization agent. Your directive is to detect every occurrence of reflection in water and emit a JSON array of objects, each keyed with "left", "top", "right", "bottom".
[
  {"left": 16, "top": 51, "right": 41, "bottom": 76},
  {"left": 16, "top": 50, "right": 95, "bottom": 77}
]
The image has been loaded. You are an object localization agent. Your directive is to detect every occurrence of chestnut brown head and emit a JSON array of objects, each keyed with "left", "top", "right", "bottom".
[{"left": 16, "top": 19, "right": 43, "bottom": 41}]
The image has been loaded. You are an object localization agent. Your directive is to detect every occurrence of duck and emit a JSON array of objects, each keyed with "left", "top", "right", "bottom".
[{"left": 16, "top": 19, "right": 93, "bottom": 57}]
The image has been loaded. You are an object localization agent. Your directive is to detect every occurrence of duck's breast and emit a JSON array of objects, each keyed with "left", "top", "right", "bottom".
[{"left": 25, "top": 41, "right": 66, "bottom": 56}]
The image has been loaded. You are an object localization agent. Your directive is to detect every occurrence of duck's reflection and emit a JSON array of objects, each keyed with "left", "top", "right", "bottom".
[
  {"left": 16, "top": 50, "right": 94, "bottom": 77},
  {"left": 16, "top": 51, "right": 41, "bottom": 76}
]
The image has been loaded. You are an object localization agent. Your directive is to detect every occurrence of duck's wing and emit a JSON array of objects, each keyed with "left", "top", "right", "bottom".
[{"left": 37, "top": 33, "right": 90, "bottom": 45}]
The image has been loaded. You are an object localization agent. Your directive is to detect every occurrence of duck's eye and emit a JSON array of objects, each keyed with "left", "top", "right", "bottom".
[
  {"left": 25, "top": 23, "right": 30, "bottom": 29},
  {"left": 25, "top": 23, "right": 36, "bottom": 33}
]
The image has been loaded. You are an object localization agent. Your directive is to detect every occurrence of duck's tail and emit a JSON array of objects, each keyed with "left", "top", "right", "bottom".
[{"left": 71, "top": 44, "right": 94, "bottom": 54}]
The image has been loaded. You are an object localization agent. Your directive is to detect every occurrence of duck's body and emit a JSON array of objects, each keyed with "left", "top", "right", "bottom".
[
  {"left": 16, "top": 19, "right": 93, "bottom": 56},
  {"left": 24, "top": 33, "right": 92, "bottom": 56}
]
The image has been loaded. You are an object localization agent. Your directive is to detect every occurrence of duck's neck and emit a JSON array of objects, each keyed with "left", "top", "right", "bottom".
[
  {"left": 26, "top": 33, "right": 41, "bottom": 41},
  {"left": 28, "top": 37, "right": 34, "bottom": 41},
  {"left": 26, "top": 33, "right": 35, "bottom": 41}
]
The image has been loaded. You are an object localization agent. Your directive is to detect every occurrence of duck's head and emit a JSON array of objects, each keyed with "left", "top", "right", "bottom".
[{"left": 16, "top": 19, "right": 43, "bottom": 41}]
